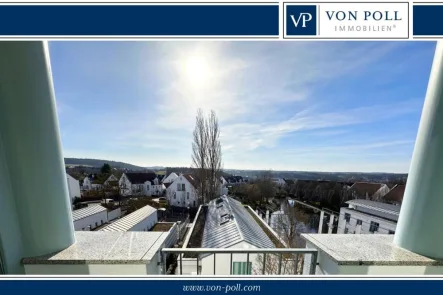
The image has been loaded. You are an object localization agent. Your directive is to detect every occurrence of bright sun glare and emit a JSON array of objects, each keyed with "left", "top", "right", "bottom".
[{"left": 184, "top": 56, "right": 210, "bottom": 85}]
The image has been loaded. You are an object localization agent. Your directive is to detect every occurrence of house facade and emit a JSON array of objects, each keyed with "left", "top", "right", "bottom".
[
  {"left": 119, "top": 172, "right": 165, "bottom": 197},
  {"left": 104, "top": 174, "right": 118, "bottom": 186},
  {"left": 162, "top": 172, "right": 179, "bottom": 184},
  {"left": 66, "top": 174, "right": 81, "bottom": 203},
  {"left": 271, "top": 178, "right": 286, "bottom": 187},
  {"left": 337, "top": 199, "right": 399, "bottom": 235},
  {"left": 82, "top": 174, "right": 103, "bottom": 191},
  {"left": 166, "top": 174, "right": 199, "bottom": 208}
]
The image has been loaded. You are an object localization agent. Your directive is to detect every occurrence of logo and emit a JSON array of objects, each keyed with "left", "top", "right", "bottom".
[{"left": 286, "top": 5, "right": 317, "bottom": 36}]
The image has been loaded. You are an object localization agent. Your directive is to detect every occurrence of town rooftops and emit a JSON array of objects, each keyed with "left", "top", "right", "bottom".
[
  {"left": 124, "top": 172, "right": 157, "bottom": 184},
  {"left": 202, "top": 196, "right": 275, "bottom": 250},
  {"left": 383, "top": 184, "right": 405, "bottom": 204},
  {"left": 349, "top": 182, "right": 385, "bottom": 197},
  {"left": 99, "top": 204, "right": 157, "bottom": 232},
  {"left": 72, "top": 205, "right": 107, "bottom": 222},
  {"left": 346, "top": 199, "right": 401, "bottom": 216}
]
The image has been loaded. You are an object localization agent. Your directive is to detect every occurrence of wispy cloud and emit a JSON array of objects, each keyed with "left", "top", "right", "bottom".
[{"left": 49, "top": 41, "right": 434, "bottom": 172}]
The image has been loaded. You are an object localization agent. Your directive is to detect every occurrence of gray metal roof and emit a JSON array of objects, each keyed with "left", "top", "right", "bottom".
[
  {"left": 99, "top": 205, "right": 157, "bottom": 232},
  {"left": 346, "top": 199, "right": 401, "bottom": 215},
  {"left": 202, "top": 196, "right": 275, "bottom": 249},
  {"left": 72, "top": 205, "right": 107, "bottom": 222}
]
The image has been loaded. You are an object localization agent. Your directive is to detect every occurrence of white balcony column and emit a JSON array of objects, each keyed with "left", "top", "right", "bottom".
[
  {"left": 394, "top": 41, "right": 443, "bottom": 259},
  {"left": 328, "top": 214, "right": 334, "bottom": 234},
  {"left": 0, "top": 42, "right": 75, "bottom": 261},
  {"left": 318, "top": 210, "right": 324, "bottom": 234}
]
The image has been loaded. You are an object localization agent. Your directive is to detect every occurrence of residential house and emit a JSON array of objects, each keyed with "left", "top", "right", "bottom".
[
  {"left": 226, "top": 176, "right": 244, "bottom": 184},
  {"left": 119, "top": 172, "right": 164, "bottom": 196},
  {"left": 220, "top": 176, "right": 228, "bottom": 196},
  {"left": 72, "top": 205, "right": 108, "bottom": 231},
  {"left": 166, "top": 174, "right": 200, "bottom": 208},
  {"left": 99, "top": 204, "right": 158, "bottom": 232},
  {"left": 66, "top": 173, "right": 81, "bottom": 203},
  {"left": 349, "top": 182, "right": 390, "bottom": 201},
  {"left": 337, "top": 199, "right": 399, "bottom": 235},
  {"left": 162, "top": 172, "right": 179, "bottom": 184},
  {"left": 104, "top": 174, "right": 118, "bottom": 186},
  {"left": 82, "top": 174, "right": 103, "bottom": 191},
  {"left": 271, "top": 178, "right": 286, "bottom": 187}
]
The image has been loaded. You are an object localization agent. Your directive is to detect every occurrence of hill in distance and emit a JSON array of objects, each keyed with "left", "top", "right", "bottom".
[{"left": 64, "top": 158, "right": 149, "bottom": 171}]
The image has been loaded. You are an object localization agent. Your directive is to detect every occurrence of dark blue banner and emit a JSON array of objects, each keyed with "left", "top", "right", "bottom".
[
  {"left": 1, "top": 279, "right": 443, "bottom": 294},
  {"left": 0, "top": 4, "right": 279, "bottom": 36},
  {"left": 413, "top": 5, "right": 443, "bottom": 36}
]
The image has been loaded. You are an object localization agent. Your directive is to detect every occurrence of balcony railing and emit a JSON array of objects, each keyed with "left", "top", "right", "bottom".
[{"left": 161, "top": 248, "right": 318, "bottom": 275}]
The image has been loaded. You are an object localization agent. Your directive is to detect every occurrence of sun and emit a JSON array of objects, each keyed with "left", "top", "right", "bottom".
[{"left": 184, "top": 56, "right": 210, "bottom": 86}]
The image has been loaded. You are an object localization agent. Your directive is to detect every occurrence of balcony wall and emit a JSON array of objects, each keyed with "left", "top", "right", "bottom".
[{"left": 302, "top": 234, "right": 443, "bottom": 275}]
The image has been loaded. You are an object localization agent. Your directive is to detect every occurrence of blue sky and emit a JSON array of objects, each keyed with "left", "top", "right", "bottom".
[{"left": 49, "top": 41, "right": 435, "bottom": 173}]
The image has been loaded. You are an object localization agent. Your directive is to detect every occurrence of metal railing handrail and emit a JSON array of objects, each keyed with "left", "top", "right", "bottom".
[
  {"left": 163, "top": 248, "right": 317, "bottom": 254},
  {"left": 161, "top": 248, "right": 318, "bottom": 276}
]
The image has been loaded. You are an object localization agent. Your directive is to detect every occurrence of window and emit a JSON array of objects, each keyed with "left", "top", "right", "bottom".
[
  {"left": 174, "top": 195, "right": 176, "bottom": 199},
  {"left": 101, "top": 220, "right": 103, "bottom": 225},
  {"left": 187, "top": 192, "right": 189, "bottom": 199},
  {"left": 369, "top": 221, "right": 379, "bottom": 233},
  {"left": 344, "top": 228, "right": 349, "bottom": 234},
  {"left": 177, "top": 183, "right": 181, "bottom": 191},
  {"left": 95, "top": 222, "right": 98, "bottom": 227},
  {"left": 356, "top": 219, "right": 362, "bottom": 225},
  {"left": 146, "top": 185, "right": 150, "bottom": 191},
  {"left": 232, "top": 262, "right": 252, "bottom": 275},
  {"left": 389, "top": 230, "right": 395, "bottom": 235},
  {"left": 182, "top": 184, "right": 185, "bottom": 191},
  {"left": 344, "top": 213, "right": 351, "bottom": 223}
]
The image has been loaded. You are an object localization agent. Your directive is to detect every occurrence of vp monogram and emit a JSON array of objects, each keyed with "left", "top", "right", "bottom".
[{"left": 290, "top": 13, "right": 313, "bottom": 28}]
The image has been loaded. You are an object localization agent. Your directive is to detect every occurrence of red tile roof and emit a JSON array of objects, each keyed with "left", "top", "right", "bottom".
[
  {"left": 383, "top": 184, "right": 405, "bottom": 204},
  {"left": 350, "top": 182, "right": 385, "bottom": 198},
  {"left": 183, "top": 174, "right": 199, "bottom": 188}
]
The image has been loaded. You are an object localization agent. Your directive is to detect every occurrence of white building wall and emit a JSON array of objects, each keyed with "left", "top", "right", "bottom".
[
  {"left": 127, "top": 211, "right": 158, "bottom": 231},
  {"left": 304, "top": 241, "right": 443, "bottom": 275},
  {"left": 163, "top": 172, "right": 178, "bottom": 184},
  {"left": 24, "top": 262, "right": 160, "bottom": 275},
  {"left": 73, "top": 211, "right": 108, "bottom": 231},
  {"left": 107, "top": 208, "right": 121, "bottom": 221},
  {"left": 337, "top": 208, "right": 397, "bottom": 234},
  {"left": 66, "top": 175, "right": 81, "bottom": 203},
  {"left": 119, "top": 174, "right": 132, "bottom": 196},
  {"left": 166, "top": 176, "right": 199, "bottom": 208},
  {"left": 83, "top": 177, "right": 91, "bottom": 190}
]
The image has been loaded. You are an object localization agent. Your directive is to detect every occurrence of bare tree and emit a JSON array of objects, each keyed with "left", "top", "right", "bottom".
[
  {"left": 191, "top": 109, "right": 223, "bottom": 204},
  {"left": 206, "top": 110, "right": 222, "bottom": 201},
  {"left": 255, "top": 170, "right": 276, "bottom": 202},
  {"left": 254, "top": 201, "right": 309, "bottom": 275}
]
